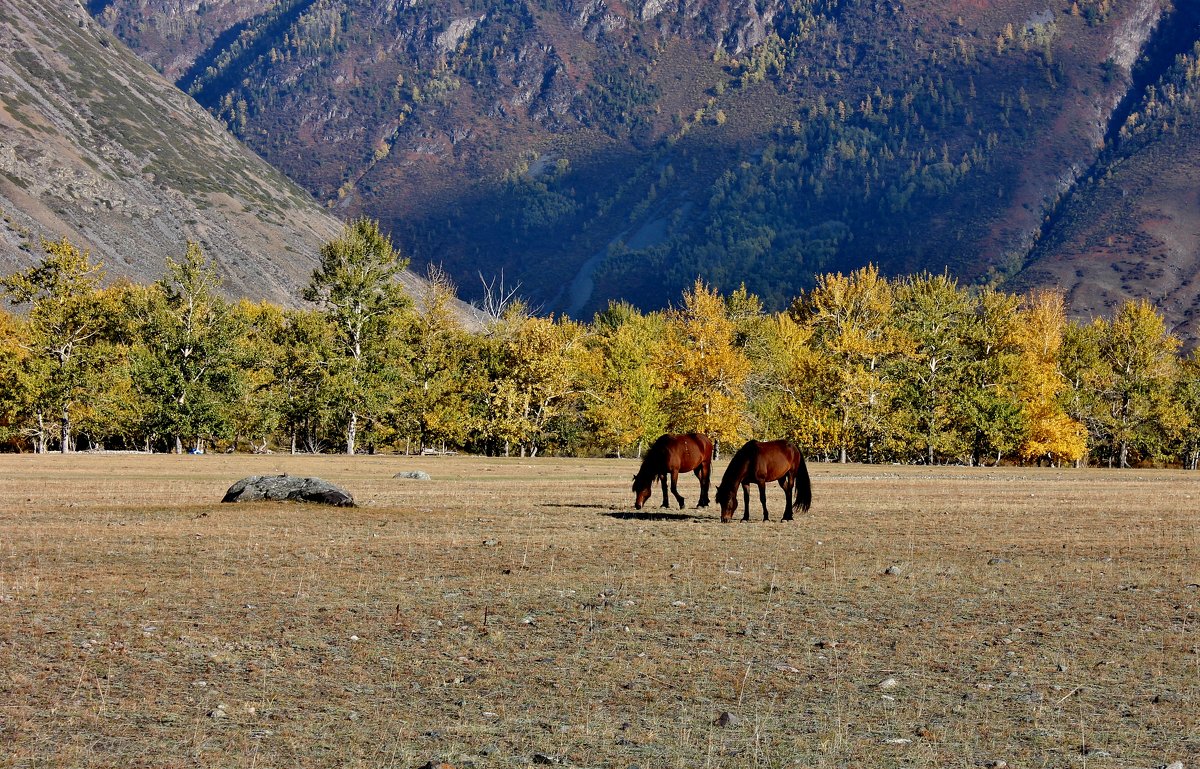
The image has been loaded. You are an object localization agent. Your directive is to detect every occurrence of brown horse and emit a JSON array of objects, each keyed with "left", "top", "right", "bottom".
[
  {"left": 716, "top": 440, "right": 811, "bottom": 522},
  {"left": 632, "top": 433, "right": 713, "bottom": 510}
]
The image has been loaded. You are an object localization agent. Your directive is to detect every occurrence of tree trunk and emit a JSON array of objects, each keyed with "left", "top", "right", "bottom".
[
  {"left": 1119, "top": 440, "right": 1129, "bottom": 469},
  {"left": 175, "top": 436, "right": 183, "bottom": 454},
  {"left": 35, "top": 412, "right": 46, "bottom": 454},
  {"left": 839, "top": 445, "right": 848, "bottom": 464},
  {"left": 346, "top": 411, "right": 358, "bottom": 455},
  {"left": 60, "top": 403, "right": 71, "bottom": 454}
]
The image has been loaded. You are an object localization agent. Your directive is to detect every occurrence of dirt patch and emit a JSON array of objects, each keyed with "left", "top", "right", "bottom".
[{"left": 0, "top": 455, "right": 1196, "bottom": 767}]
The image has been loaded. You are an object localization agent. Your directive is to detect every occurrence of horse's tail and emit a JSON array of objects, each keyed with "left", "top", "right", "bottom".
[{"left": 794, "top": 450, "right": 812, "bottom": 513}]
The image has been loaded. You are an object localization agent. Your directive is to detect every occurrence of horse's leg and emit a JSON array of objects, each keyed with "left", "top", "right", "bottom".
[
  {"left": 697, "top": 461, "right": 711, "bottom": 507},
  {"left": 741, "top": 484, "right": 751, "bottom": 522},
  {"left": 781, "top": 474, "right": 795, "bottom": 521},
  {"left": 670, "top": 469, "right": 685, "bottom": 509},
  {"left": 659, "top": 474, "right": 670, "bottom": 508},
  {"left": 759, "top": 481, "right": 770, "bottom": 521}
]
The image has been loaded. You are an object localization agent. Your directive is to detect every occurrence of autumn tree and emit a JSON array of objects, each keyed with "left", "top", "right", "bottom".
[
  {"left": 657, "top": 280, "right": 752, "bottom": 452},
  {"left": 892, "top": 273, "right": 973, "bottom": 464},
  {"left": 271, "top": 308, "right": 337, "bottom": 454},
  {"left": 791, "top": 266, "right": 908, "bottom": 462},
  {"left": 134, "top": 243, "right": 242, "bottom": 453},
  {"left": 1174, "top": 354, "right": 1200, "bottom": 469},
  {"left": 579, "top": 302, "right": 668, "bottom": 457},
  {"left": 0, "top": 237, "right": 109, "bottom": 452},
  {"left": 957, "top": 288, "right": 1027, "bottom": 465},
  {"left": 1059, "top": 318, "right": 1107, "bottom": 461},
  {"left": 71, "top": 283, "right": 152, "bottom": 451},
  {"left": 1012, "top": 290, "right": 1086, "bottom": 465},
  {"left": 227, "top": 300, "right": 289, "bottom": 453},
  {"left": 1094, "top": 299, "right": 1182, "bottom": 467},
  {"left": 479, "top": 310, "right": 584, "bottom": 456},
  {"left": 752, "top": 311, "right": 831, "bottom": 452},
  {"left": 0, "top": 310, "right": 44, "bottom": 451},
  {"left": 397, "top": 266, "right": 477, "bottom": 453},
  {"left": 304, "top": 218, "right": 411, "bottom": 455}
]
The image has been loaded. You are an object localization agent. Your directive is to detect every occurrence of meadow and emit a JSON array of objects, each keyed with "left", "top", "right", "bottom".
[{"left": 0, "top": 455, "right": 1197, "bottom": 768}]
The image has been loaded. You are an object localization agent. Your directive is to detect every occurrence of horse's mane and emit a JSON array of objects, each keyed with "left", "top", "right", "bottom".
[
  {"left": 633, "top": 434, "right": 673, "bottom": 488},
  {"left": 715, "top": 440, "right": 757, "bottom": 502}
]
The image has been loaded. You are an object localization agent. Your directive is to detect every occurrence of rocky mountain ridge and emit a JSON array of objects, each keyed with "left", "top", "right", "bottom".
[{"left": 0, "top": 0, "right": 438, "bottom": 306}]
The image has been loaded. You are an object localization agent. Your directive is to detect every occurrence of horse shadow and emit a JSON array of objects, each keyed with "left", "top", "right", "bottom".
[
  {"left": 539, "top": 502, "right": 709, "bottom": 522},
  {"left": 604, "top": 510, "right": 708, "bottom": 522}
]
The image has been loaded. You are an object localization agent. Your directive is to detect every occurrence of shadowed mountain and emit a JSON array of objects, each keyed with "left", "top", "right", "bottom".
[{"left": 87, "top": 0, "right": 1200, "bottom": 337}]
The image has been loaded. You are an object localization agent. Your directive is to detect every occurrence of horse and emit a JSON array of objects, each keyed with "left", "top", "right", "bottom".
[
  {"left": 632, "top": 433, "right": 713, "bottom": 510},
  {"left": 716, "top": 440, "right": 811, "bottom": 522}
]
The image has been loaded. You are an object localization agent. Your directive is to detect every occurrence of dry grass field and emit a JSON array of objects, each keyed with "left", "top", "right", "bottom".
[{"left": 0, "top": 455, "right": 1197, "bottom": 768}]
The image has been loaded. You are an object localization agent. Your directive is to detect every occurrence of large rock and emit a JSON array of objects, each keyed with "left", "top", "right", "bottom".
[{"left": 221, "top": 475, "right": 355, "bottom": 507}]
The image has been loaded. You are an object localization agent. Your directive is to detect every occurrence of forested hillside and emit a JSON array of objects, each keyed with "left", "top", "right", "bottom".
[{"left": 90, "top": 0, "right": 1196, "bottom": 328}]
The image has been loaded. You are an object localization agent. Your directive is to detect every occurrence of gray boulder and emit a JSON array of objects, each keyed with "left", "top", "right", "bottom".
[
  {"left": 221, "top": 475, "right": 355, "bottom": 507},
  {"left": 393, "top": 470, "right": 431, "bottom": 480}
]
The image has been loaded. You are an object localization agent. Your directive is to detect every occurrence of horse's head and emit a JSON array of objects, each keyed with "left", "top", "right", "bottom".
[
  {"left": 632, "top": 476, "right": 652, "bottom": 509},
  {"left": 716, "top": 485, "right": 736, "bottom": 522}
]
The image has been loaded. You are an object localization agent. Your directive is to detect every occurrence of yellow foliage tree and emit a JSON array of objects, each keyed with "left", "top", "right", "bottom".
[
  {"left": 578, "top": 303, "right": 668, "bottom": 457},
  {"left": 0, "top": 237, "right": 107, "bottom": 452},
  {"left": 657, "top": 280, "right": 751, "bottom": 451},
  {"left": 1095, "top": 299, "right": 1183, "bottom": 466},
  {"left": 758, "top": 312, "right": 833, "bottom": 450},
  {"left": 485, "top": 311, "right": 585, "bottom": 456},
  {"left": 793, "top": 265, "right": 910, "bottom": 461},
  {"left": 1013, "top": 290, "right": 1087, "bottom": 464}
]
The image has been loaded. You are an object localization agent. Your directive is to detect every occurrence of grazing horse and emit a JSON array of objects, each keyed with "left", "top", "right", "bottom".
[
  {"left": 716, "top": 440, "right": 811, "bottom": 522},
  {"left": 632, "top": 433, "right": 713, "bottom": 510}
]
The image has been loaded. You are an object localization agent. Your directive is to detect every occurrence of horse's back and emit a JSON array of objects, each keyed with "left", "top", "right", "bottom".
[
  {"left": 686, "top": 432, "right": 713, "bottom": 459},
  {"left": 644, "top": 433, "right": 712, "bottom": 475},
  {"left": 747, "top": 440, "right": 804, "bottom": 482}
]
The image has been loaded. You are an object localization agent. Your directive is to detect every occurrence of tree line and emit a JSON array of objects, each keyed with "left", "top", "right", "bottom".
[{"left": 2, "top": 221, "right": 1197, "bottom": 468}]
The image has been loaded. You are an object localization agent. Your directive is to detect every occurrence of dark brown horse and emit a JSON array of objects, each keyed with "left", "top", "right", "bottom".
[
  {"left": 632, "top": 433, "right": 713, "bottom": 510},
  {"left": 716, "top": 440, "right": 811, "bottom": 522}
]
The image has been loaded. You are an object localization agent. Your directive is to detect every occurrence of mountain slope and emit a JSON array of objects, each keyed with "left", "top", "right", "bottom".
[
  {"left": 1, "top": 0, "right": 405, "bottom": 305},
  {"left": 1011, "top": 6, "right": 1200, "bottom": 337},
  {"left": 87, "top": 0, "right": 1198, "bottom": 330}
]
